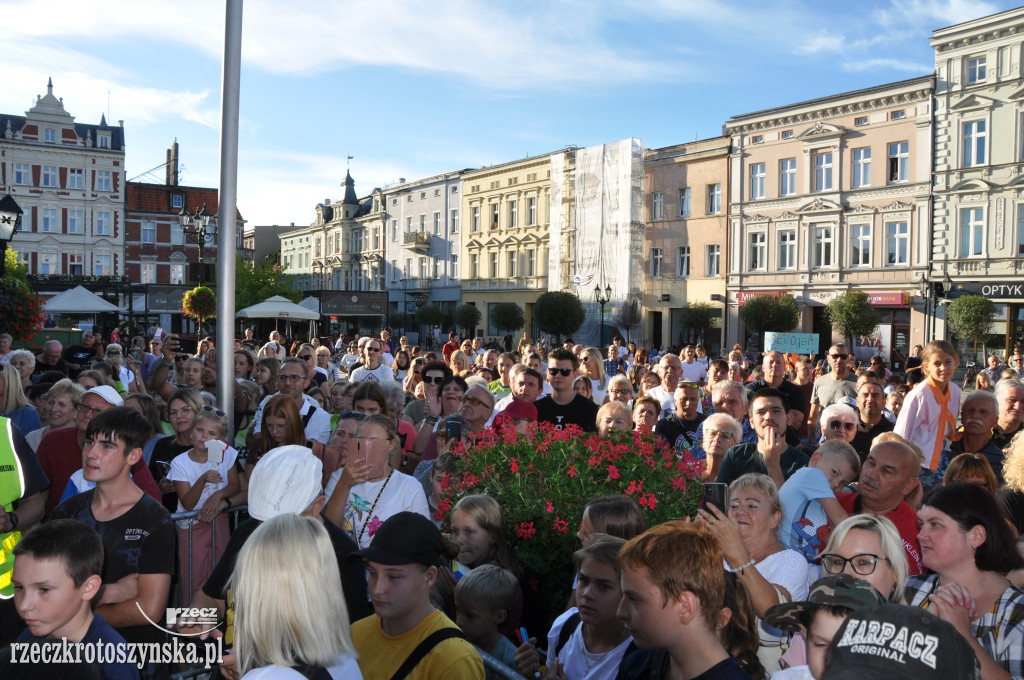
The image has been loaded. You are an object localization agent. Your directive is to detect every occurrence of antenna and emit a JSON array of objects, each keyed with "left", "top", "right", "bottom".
[{"left": 347, "top": 155, "right": 354, "bottom": 171}]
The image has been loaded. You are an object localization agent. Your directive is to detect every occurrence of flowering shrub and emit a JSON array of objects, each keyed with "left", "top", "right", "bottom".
[
  {"left": 0, "top": 278, "right": 45, "bottom": 343},
  {"left": 182, "top": 286, "right": 216, "bottom": 323},
  {"left": 440, "top": 422, "right": 701, "bottom": 621}
]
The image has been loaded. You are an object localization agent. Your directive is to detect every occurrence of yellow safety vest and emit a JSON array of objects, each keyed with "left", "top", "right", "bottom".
[{"left": 0, "top": 418, "right": 27, "bottom": 598}]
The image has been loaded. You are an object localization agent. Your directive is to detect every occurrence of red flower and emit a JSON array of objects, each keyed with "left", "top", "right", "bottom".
[
  {"left": 625, "top": 479, "right": 643, "bottom": 495},
  {"left": 516, "top": 522, "right": 537, "bottom": 541},
  {"left": 606, "top": 465, "right": 620, "bottom": 480},
  {"left": 553, "top": 517, "right": 570, "bottom": 534},
  {"left": 671, "top": 477, "right": 687, "bottom": 491},
  {"left": 545, "top": 500, "right": 554, "bottom": 513},
  {"left": 588, "top": 455, "right": 598, "bottom": 467},
  {"left": 567, "top": 465, "right": 577, "bottom": 478},
  {"left": 510, "top": 457, "right": 520, "bottom": 473}
]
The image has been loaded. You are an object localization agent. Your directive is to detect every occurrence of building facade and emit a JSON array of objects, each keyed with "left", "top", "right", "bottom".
[
  {"left": 1, "top": 80, "right": 125, "bottom": 286},
  {"left": 724, "top": 76, "right": 934, "bottom": 366},
  {"left": 643, "top": 137, "right": 730, "bottom": 354},
  {"left": 931, "top": 7, "right": 1024, "bottom": 361}
]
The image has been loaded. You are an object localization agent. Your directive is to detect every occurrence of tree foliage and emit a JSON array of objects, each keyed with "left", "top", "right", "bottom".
[
  {"left": 455, "top": 304, "right": 482, "bottom": 335},
  {"left": 678, "top": 302, "right": 717, "bottom": 344},
  {"left": 612, "top": 299, "right": 642, "bottom": 341},
  {"left": 0, "top": 248, "right": 45, "bottom": 343},
  {"left": 739, "top": 294, "right": 800, "bottom": 338},
  {"left": 826, "top": 291, "right": 881, "bottom": 348},
  {"left": 947, "top": 294, "right": 997, "bottom": 359},
  {"left": 534, "top": 291, "right": 586, "bottom": 339},
  {"left": 490, "top": 302, "right": 525, "bottom": 333},
  {"left": 234, "top": 255, "right": 301, "bottom": 310},
  {"left": 415, "top": 304, "right": 444, "bottom": 328}
]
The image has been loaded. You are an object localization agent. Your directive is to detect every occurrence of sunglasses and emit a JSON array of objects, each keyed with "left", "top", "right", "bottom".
[
  {"left": 548, "top": 367, "right": 573, "bottom": 376},
  {"left": 460, "top": 395, "right": 491, "bottom": 408},
  {"left": 678, "top": 381, "right": 699, "bottom": 389},
  {"left": 422, "top": 376, "right": 445, "bottom": 385},
  {"left": 366, "top": 347, "right": 381, "bottom": 353},
  {"left": 202, "top": 405, "right": 227, "bottom": 417},
  {"left": 829, "top": 353, "right": 849, "bottom": 360},
  {"left": 298, "top": 354, "right": 313, "bottom": 360},
  {"left": 828, "top": 420, "right": 857, "bottom": 432}
]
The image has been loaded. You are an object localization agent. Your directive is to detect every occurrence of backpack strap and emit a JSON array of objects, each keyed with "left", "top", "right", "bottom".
[
  {"left": 555, "top": 611, "right": 583, "bottom": 658},
  {"left": 301, "top": 404, "right": 318, "bottom": 430},
  {"left": 390, "top": 627, "right": 467, "bottom": 680},
  {"left": 290, "top": 663, "right": 334, "bottom": 680}
]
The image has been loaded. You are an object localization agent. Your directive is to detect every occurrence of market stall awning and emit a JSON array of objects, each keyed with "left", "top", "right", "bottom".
[
  {"left": 43, "top": 285, "right": 122, "bottom": 314},
  {"left": 236, "top": 295, "right": 320, "bottom": 320}
]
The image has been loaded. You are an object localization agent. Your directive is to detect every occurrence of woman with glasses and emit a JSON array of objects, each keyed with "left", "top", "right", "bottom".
[
  {"left": 103, "top": 342, "right": 143, "bottom": 394},
  {"left": 699, "top": 413, "right": 743, "bottom": 481},
  {"left": 607, "top": 374, "right": 634, "bottom": 405},
  {"left": 8, "top": 349, "right": 36, "bottom": 397},
  {"left": 149, "top": 387, "right": 205, "bottom": 513},
  {"left": 905, "top": 484, "right": 1024, "bottom": 679},
  {"left": 296, "top": 343, "right": 328, "bottom": 389},
  {"left": 812, "top": 403, "right": 858, "bottom": 451},
  {"left": 315, "top": 345, "right": 340, "bottom": 389},
  {"left": 403, "top": 361, "right": 451, "bottom": 427}
]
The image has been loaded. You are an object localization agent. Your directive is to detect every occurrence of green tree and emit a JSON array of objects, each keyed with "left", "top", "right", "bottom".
[
  {"left": 678, "top": 301, "right": 717, "bottom": 345},
  {"left": 947, "top": 294, "right": 997, "bottom": 363},
  {"left": 825, "top": 291, "right": 880, "bottom": 351},
  {"left": 490, "top": 302, "right": 525, "bottom": 334},
  {"left": 534, "top": 291, "right": 586, "bottom": 341},
  {"left": 415, "top": 304, "right": 444, "bottom": 329},
  {"left": 234, "top": 255, "right": 301, "bottom": 310},
  {"left": 455, "top": 304, "right": 482, "bottom": 336},
  {"left": 739, "top": 294, "right": 800, "bottom": 344},
  {"left": 386, "top": 312, "right": 411, "bottom": 334}
]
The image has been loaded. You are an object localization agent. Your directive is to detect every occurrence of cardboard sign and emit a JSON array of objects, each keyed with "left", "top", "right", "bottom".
[{"left": 764, "top": 332, "right": 819, "bottom": 354}]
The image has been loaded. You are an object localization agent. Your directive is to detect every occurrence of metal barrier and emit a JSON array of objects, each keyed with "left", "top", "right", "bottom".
[{"left": 168, "top": 504, "right": 249, "bottom": 606}]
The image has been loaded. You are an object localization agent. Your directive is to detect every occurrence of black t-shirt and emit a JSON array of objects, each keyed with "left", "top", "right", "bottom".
[
  {"left": 999, "top": 488, "right": 1024, "bottom": 536},
  {"left": 715, "top": 442, "right": 810, "bottom": 486},
  {"left": 149, "top": 436, "right": 191, "bottom": 513},
  {"left": 62, "top": 345, "right": 98, "bottom": 377},
  {"left": 746, "top": 379, "right": 807, "bottom": 416},
  {"left": 654, "top": 415, "right": 706, "bottom": 452},
  {"left": 534, "top": 394, "right": 600, "bottom": 432},
  {"left": 851, "top": 417, "right": 895, "bottom": 462},
  {"left": 30, "top": 358, "right": 67, "bottom": 383}
]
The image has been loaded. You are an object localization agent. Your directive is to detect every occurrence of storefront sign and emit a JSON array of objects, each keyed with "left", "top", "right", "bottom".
[
  {"left": 764, "top": 332, "right": 818, "bottom": 354},
  {"left": 321, "top": 291, "right": 387, "bottom": 316},
  {"left": 952, "top": 282, "right": 1024, "bottom": 299},
  {"left": 736, "top": 290, "right": 787, "bottom": 304},
  {"left": 854, "top": 324, "right": 893, "bottom": 362},
  {"left": 866, "top": 292, "right": 908, "bottom": 307}
]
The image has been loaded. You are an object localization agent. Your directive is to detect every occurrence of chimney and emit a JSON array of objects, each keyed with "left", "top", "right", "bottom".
[{"left": 166, "top": 139, "right": 179, "bottom": 186}]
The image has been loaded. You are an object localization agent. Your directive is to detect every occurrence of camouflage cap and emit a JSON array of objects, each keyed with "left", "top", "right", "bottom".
[{"left": 765, "top": 573, "right": 886, "bottom": 633}]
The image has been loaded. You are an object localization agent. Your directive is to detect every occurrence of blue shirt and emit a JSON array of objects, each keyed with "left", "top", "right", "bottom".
[{"left": 15, "top": 612, "right": 140, "bottom": 679}]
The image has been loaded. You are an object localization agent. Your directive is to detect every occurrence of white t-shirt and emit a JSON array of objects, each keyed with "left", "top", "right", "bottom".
[
  {"left": 251, "top": 393, "right": 332, "bottom": 444},
  {"left": 118, "top": 365, "right": 135, "bottom": 386},
  {"left": 324, "top": 469, "right": 430, "bottom": 548},
  {"left": 240, "top": 655, "right": 363, "bottom": 680},
  {"left": 680, "top": 360, "right": 708, "bottom": 383},
  {"left": 645, "top": 385, "right": 675, "bottom": 419},
  {"left": 351, "top": 364, "right": 395, "bottom": 382},
  {"left": 545, "top": 608, "right": 632, "bottom": 680},
  {"left": 168, "top": 445, "right": 239, "bottom": 529},
  {"left": 728, "top": 549, "right": 809, "bottom": 645},
  {"left": 590, "top": 379, "right": 608, "bottom": 406}
]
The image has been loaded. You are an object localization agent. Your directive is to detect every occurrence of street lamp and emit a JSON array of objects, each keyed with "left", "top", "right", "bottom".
[
  {"left": 915, "top": 272, "right": 930, "bottom": 299},
  {"left": 0, "top": 194, "right": 23, "bottom": 277},
  {"left": 178, "top": 204, "right": 216, "bottom": 282},
  {"left": 595, "top": 282, "right": 612, "bottom": 346}
]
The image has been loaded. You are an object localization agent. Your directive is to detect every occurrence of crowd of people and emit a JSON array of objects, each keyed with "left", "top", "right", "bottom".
[{"left": 1, "top": 325, "right": 1023, "bottom": 680}]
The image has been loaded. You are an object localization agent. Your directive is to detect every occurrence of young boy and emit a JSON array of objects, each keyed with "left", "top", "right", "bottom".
[
  {"left": 10, "top": 519, "right": 140, "bottom": 679},
  {"left": 777, "top": 441, "right": 860, "bottom": 560},
  {"left": 454, "top": 565, "right": 518, "bottom": 679},
  {"left": 351, "top": 511, "right": 484, "bottom": 680},
  {"left": 617, "top": 522, "right": 748, "bottom": 680},
  {"left": 764, "top": 574, "right": 886, "bottom": 680}
]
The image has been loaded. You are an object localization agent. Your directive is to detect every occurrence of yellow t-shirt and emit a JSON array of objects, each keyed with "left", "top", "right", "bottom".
[{"left": 352, "top": 609, "right": 484, "bottom": 680}]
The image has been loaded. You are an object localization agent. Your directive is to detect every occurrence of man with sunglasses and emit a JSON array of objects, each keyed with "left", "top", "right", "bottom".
[
  {"left": 248, "top": 358, "right": 332, "bottom": 449},
  {"left": 808, "top": 344, "right": 858, "bottom": 436},
  {"left": 403, "top": 362, "right": 453, "bottom": 427},
  {"left": 534, "top": 348, "right": 599, "bottom": 432},
  {"left": 850, "top": 380, "right": 893, "bottom": 461},
  {"left": 351, "top": 338, "right": 394, "bottom": 382}
]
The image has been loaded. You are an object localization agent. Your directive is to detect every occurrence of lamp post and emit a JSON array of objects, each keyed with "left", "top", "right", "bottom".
[
  {"left": 0, "top": 194, "right": 24, "bottom": 277},
  {"left": 177, "top": 204, "right": 216, "bottom": 283},
  {"left": 595, "top": 282, "right": 612, "bottom": 347}
]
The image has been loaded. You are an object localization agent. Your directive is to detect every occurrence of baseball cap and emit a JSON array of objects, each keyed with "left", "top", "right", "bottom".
[
  {"left": 495, "top": 398, "right": 538, "bottom": 423},
  {"left": 765, "top": 574, "right": 886, "bottom": 632},
  {"left": 84, "top": 385, "right": 123, "bottom": 407},
  {"left": 822, "top": 604, "right": 980, "bottom": 680},
  {"left": 351, "top": 512, "right": 444, "bottom": 566},
  {"left": 247, "top": 445, "right": 323, "bottom": 521}
]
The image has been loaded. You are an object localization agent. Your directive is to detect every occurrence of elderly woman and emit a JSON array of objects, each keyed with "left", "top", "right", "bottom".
[
  {"left": 597, "top": 401, "right": 632, "bottom": 438},
  {"left": 25, "top": 378, "right": 84, "bottom": 452},
  {"left": 632, "top": 395, "right": 660, "bottom": 436},
  {"left": 815, "top": 402, "right": 858, "bottom": 448},
  {"left": 906, "top": 484, "right": 1024, "bottom": 679},
  {"left": 700, "top": 472, "right": 809, "bottom": 672},
  {"left": 699, "top": 413, "right": 743, "bottom": 481},
  {"left": 0, "top": 363, "right": 41, "bottom": 435},
  {"left": 607, "top": 374, "right": 634, "bottom": 405},
  {"left": 9, "top": 349, "right": 36, "bottom": 396}
]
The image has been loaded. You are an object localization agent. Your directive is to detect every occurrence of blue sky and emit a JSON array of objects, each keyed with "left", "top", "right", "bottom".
[{"left": 1, "top": 0, "right": 1016, "bottom": 228}]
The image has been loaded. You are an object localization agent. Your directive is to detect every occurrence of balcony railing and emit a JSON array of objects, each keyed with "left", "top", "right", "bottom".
[{"left": 402, "top": 231, "right": 430, "bottom": 251}]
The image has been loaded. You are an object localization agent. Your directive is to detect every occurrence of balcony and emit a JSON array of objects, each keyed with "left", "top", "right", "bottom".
[{"left": 402, "top": 231, "right": 430, "bottom": 252}]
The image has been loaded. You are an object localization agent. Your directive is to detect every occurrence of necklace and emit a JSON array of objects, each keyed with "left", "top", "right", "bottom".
[{"left": 357, "top": 470, "right": 393, "bottom": 544}]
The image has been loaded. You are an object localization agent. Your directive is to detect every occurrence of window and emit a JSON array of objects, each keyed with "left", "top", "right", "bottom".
[
  {"left": 450, "top": 209, "right": 459, "bottom": 233},
  {"left": 433, "top": 212, "right": 440, "bottom": 235},
  {"left": 527, "top": 197, "right": 537, "bottom": 225},
  {"left": 509, "top": 200, "right": 518, "bottom": 228},
  {"left": 851, "top": 224, "right": 871, "bottom": 266},
  {"left": 170, "top": 263, "right": 185, "bottom": 284},
  {"left": 141, "top": 262, "right": 155, "bottom": 284},
  {"left": 434, "top": 189, "right": 440, "bottom": 197},
  {"left": 433, "top": 258, "right": 439, "bottom": 279},
  {"left": 172, "top": 194, "right": 183, "bottom": 209},
  {"left": 526, "top": 249, "right": 536, "bottom": 276},
  {"left": 404, "top": 258, "right": 412, "bottom": 278},
  {"left": 406, "top": 216, "right": 413, "bottom": 233},
  {"left": 315, "top": 237, "right": 322, "bottom": 257},
  {"left": 97, "top": 133, "right": 111, "bottom": 149},
  {"left": 68, "top": 168, "right": 83, "bottom": 189},
  {"left": 782, "top": 130, "right": 794, "bottom": 139},
  {"left": 419, "top": 214, "right": 426, "bottom": 232},
  {"left": 748, "top": 232, "right": 766, "bottom": 271},
  {"left": 39, "top": 253, "right": 58, "bottom": 275},
  {"left": 780, "top": 159, "right": 796, "bottom": 196},
  {"left": 967, "top": 56, "right": 987, "bottom": 83},
  {"left": 960, "top": 208, "right": 985, "bottom": 257},
  {"left": 814, "top": 152, "right": 833, "bottom": 192},
  {"left": 68, "top": 210, "right": 83, "bottom": 234},
  {"left": 706, "top": 245, "right": 720, "bottom": 277},
  {"left": 888, "top": 142, "right": 908, "bottom": 183},
  {"left": 96, "top": 171, "right": 112, "bottom": 192},
  {"left": 677, "top": 246, "right": 690, "bottom": 277},
  {"left": 812, "top": 225, "right": 834, "bottom": 268},
  {"left": 507, "top": 251, "right": 517, "bottom": 277},
  {"left": 962, "top": 120, "right": 986, "bottom": 167},
  {"left": 852, "top": 148, "right": 871, "bottom": 188},
  {"left": 472, "top": 206, "right": 480, "bottom": 232},
  {"left": 141, "top": 220, "right": 158, "bottom": 243},
  {"left": 373, "top": 227, "right": 380, "bottom": 249},
  {"left": 679, "top": 188, "right": 691, "bottom": 218},
  {"left": 350, "top": 230, "right": 363, "bottom": 253},
  {"left": 171, "top": 224, "right": 184, "bottom": 245},
  {"left": 391, "top": 220, "right": 398, "bottom": 241},
  {"left": 490, "top": 204, "right": 499, "bottom": 229},
  {"left": 419, "top": 257, "right": 428, "bottom": 279},
  {"left": 93, "top": 254, "right": 112, "bottom": 276},
  {"left": 749, "top": 164, "right": 765, "bottom": 200},
  {"left": 451, "top": 254, "right": 459, "bottom": 279},
  {"left": 42, "top": 166, "right": 57, "bottom": 188},
  {"left": 778, "top": 229, "right": 796, "bottom": 270},
  {"left": 890, "top": 110, "right": 906, "bottom": 120},
  {"left": 42, "top": 208, "right": 57, "bottom": 233},
  {"left": 95, "top": 212, "right": 111, "bottom": 236},
  {"left": 751, "top": 135, "right": 764, "bottom": 144},
  {"left": 1018, "top": 205, "right": 1024, "bottom": 255},
  {"left": 489, "top": 252, "right": 498, "bottom": 277},
  {"left": 650, "top": 248, "right": 664, "bottom": 277},
  {"left": 855, "top": 116, "right": 869, "bottom": 126},
  {"left": 391, "top": 260, "right": 399, "bottom": 282},
  {"left": 68, "top": 254, "right": 83, "bottom": 276},
  {"left": 886, "top": 221, "right": 909, "bottom": 265},
  {"left": 707, "top": 184, "right": 721, "bottom": 214},
  {"left": 471, "top": 254, "right": 479, "bottom": 278},
  {"left": 14, "top": 164, "right": 29, "bottom": 185},
  {"left": 44, "top": 128, "right": 55, "bottom": 143},
  {"left": 652, "top": 192, "right": 664, "bottom": 220}
]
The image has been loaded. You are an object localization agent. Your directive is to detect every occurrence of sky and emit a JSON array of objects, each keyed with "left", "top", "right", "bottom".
[{"left": 1, "top": 0, "right": 1017, "bottom": 229}]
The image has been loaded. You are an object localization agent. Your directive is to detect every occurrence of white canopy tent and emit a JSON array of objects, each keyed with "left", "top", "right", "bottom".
[
  {"left": 236, "top": 295, "right": 319, "bottom": 320},
  {"left": 43, "top": 285, "right": 123, "bottom": 314}
]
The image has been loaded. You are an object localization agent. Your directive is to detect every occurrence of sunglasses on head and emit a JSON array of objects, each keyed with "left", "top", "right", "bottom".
[
  {"left": 548, "top": 367, "right": 572, "bottom": 376},
  {"left": 828, "top": 419, "right": 856, "bottom": 432},
  {"left": 202, "top": 405, "right": 227, "bottom": 417}
]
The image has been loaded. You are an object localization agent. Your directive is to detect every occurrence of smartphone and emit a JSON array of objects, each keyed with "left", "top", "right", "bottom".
[
  {"left": 129, "top": 336, "right": 144, "bottom": 361},
  {"left": 445, "top": 421, "right": 463, "bottom": 441},
  {"left": 702, "top": 483, "right": 728, "bottom": 515}
]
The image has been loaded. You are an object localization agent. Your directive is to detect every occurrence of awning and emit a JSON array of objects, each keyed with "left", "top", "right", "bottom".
[
  {"left": 237, "top": 295, "right": 320, "bottom": 320},
  {"left": 43, "top": 285, "right": 122, "bottom": 313}
]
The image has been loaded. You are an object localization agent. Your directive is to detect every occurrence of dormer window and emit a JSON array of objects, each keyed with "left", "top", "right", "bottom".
[
  {"left": 171, "top": 194, "right": 184, "bottom": 209},
  {"left": 44, "top": 128, "right": 56, "bottom": 143},
  {"left": 98, "top": 133, "right": 111, "bottom": 149}
]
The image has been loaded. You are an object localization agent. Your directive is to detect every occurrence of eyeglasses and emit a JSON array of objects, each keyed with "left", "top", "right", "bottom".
[
  {"left": 460, "top": 395, "right": 492, "bottom": 408},
  {"left": 366, "top": 347, "right": 381, "bottom": 353},
  {"left": 704, "top": 429, "right": 736, "bottom": 443},
  {"left": 819, "top": 553, "right": 889, "bottom": 576},
  {"left": 106, "top": 351, "right": 121, "bottom": 357},
  {"left": 829, "top": 353, "right": 849, "bottom": 360},
  {"left": 548, "top": 367, "right": 572, "bottom": 376},
  {"left": 280, "top": 374, "right": 306, "bottom": 383},
  {"left": 76, "top": 403, "right": 105, "bottom": 417},
  {"left": 828, "top": 420, "right": 857, "bottom": 432},
  {"left": 298, "top": 354, "right": 313, "bottom": 361},
  {"left": 422, "top": 376, "right": 445, "bottom": 385},
  {"left": 202, "top": 405, "right": 227, "bottom": 417},
  {"left": 610, "top": 388, "right": 632, "bottom": 395}
]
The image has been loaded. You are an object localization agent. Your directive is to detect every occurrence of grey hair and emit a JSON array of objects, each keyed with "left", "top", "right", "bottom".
[
  {"left": 995, "top": 378, "right": 1024, "bottom": 400},
  {"left": 961, "top": 388, "right": 998, "bottom": 412},
  {"left": 702, "top": 413, "right": 742, "bottom": 443},
  {"left": 710, "top": 379, "right": 749, "bottom": 405},
  {"left": 821, "top": 403, "right": 858, "bottom": 425}
]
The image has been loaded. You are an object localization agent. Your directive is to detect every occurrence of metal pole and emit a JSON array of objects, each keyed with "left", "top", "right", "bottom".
[{"left": 216, "top": 0, "right": 242, "bottom": 420}]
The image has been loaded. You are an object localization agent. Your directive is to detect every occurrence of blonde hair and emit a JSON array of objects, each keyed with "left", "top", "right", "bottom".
[
  {"left": 1002, "top": 431, "right": 1024, "bottom": 492},
  {"left": 232, "top": 514, "right": 355, "bottom": 674},
  {"left": 581, "top": 347, "right": 608, "bottom": 390},
  {"left": 0, "top": 363, "right": 30, "bottom": 414},
  {"left": 822, "top": 514, "right": 908, "bottom": 601},
  {"left": 47, "top": 378, "right": 85, "bottom": 406}
]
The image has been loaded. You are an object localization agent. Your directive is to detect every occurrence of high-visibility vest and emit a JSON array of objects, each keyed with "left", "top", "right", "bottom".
[{"left": 0, "top": 417, "right": 27, "bottom": 598}]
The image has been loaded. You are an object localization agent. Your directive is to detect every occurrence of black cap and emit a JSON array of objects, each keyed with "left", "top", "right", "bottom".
[{"left": 351, "top": 512, "right": 444, "bottom": 566}]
